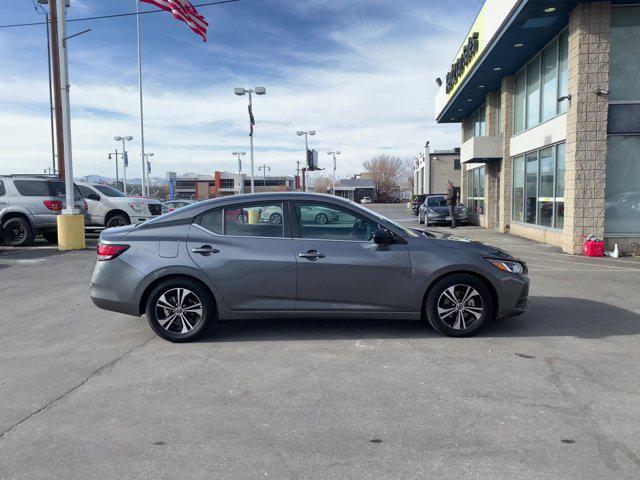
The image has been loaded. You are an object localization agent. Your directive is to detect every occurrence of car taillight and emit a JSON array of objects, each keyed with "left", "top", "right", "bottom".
[
  {"left": 43, "top": 200, "right": 63, "bottom": 211},
  {"left": 97, "top": 243, "right": 129, "bottom": 261}
]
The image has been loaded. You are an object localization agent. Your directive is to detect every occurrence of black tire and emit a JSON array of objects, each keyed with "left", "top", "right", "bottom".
[
  {"left": 269, "top": 213, "right": 282, "bottom": 224},
  {"left": 42, "top": 230, "right": 58, "bottom": 244},
  {"left": 146, "top": 278, "right": 216, "bottom": 343},
  {"left": 425, "top": 274, "right": 493, "bottom": 337},
  {"left": 106, "top": 213, "right": 130, "bottom": 229},
  {"left": 418, "top": 212, "right": 425, "bottom": 224},
  {"left": 237, "top": 213, "right": 248, "bottom": 224},
  {"left": 315, "top": 213, "right": 328, "bottom": 224},
  {"left": 3, "top": 217, "right": 35, "bottom": 247}
]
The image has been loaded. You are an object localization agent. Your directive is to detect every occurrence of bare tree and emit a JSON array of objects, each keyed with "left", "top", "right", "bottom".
[
  {"left": 363, "top": 155, "right": 412, "bottom": 201},
  {"left": 311, "top": 174, "right": 334, "bottom": 194}
]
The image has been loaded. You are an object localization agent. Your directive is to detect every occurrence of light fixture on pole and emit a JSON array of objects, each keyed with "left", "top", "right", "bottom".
[
  {"left": 114, "top": 136, "right": 133, "bottom": 195},
  {"left": 296, "top": 130, "right": 316, "bottom": 192},
  {"left": 327, "top": 150, "right": 341, "bottom": 195},
  {"left": 258, "top": 164, "right": 271, "bottom": 189},
  {"left": 234, "top": 86, "right": 267, "bottom": 194},
  {"left": 232, "top": 151, "right": 246, "bottom": 173}
]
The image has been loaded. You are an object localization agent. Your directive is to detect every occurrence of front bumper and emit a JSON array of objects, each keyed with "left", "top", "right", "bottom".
[
  {"left": 496, "top": 273, "right": 531, "bottom": 319},
  {"left": 427, "top": 214, "right": 468, "bottom": 224}
]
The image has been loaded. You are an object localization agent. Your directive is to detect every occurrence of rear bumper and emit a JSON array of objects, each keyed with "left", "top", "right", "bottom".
[{"left": 89, "top": 257, "right": 145, "bottom": 316}]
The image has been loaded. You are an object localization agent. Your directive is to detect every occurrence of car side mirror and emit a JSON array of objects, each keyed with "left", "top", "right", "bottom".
[
  {"left": 88, "top": 193, "right": 100, "bottom": 201},
  {"left": 373, "top": 228, "right": 393, "bottom": 245}
]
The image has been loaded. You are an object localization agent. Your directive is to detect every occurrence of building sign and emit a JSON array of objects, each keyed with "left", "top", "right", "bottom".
[{"left": 446, "top": 32, "right": 479, "bottom": 93}]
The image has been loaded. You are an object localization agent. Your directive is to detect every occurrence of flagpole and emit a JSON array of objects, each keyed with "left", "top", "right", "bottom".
[{"left": 136, "top": 0, "right": 147, "bottom": 196}]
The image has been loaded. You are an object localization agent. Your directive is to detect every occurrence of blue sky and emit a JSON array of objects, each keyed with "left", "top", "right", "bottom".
[{"left": 0, "top": 0, "right": 482, "bottom": 179}]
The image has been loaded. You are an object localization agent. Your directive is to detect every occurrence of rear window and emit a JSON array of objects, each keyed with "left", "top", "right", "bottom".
[
  {"left": 14, "top": 180, "right": 51, "bottom": 197},
  {"left": 49, "top": 181, "right": 82, "bottom": 201},
  {"left": 427, "top": 196, "right": 447, "bottom": 207},
  {"left": 0, "top": 180, "right": 5, "bottom": 196}
]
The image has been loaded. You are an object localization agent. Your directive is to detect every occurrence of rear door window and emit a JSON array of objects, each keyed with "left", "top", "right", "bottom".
[
  {"left": 14, "top": 180, "right": 51, "bottom": 196},
  {"left": 199, "top": 209, "right": 222, "bottom": 234},
  {"left": 224, "top": 203, "right": 284, "bottom": 238}
]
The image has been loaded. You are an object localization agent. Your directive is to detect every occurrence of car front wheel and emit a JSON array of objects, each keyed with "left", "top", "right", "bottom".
[
  {"left": 146, "top": 279, "right": 216, "bottom": 342},
  {"left": 106, "top": 213, "right": 130, "bottom": 229},
  {"left": 425, "top": 274, "right": 493, "bottom": 337},
  {"left": 269, "top": 213, "right": 282, "bottom": 224},
  {"left": 315, "top": 213, "right": 328, "bottom": 224}
]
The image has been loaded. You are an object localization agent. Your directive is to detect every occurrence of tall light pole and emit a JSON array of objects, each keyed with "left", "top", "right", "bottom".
[
  {"left": 114, "top": 136, "right": 133, "bottom": 195},
  {"left": 233, "top": 151, "right": 246, "bottom": 173},
  {"left": 144, "top": 152, "right": 153, "bottom": 195},
  {"left": 36, "top": 0, "right": 56, "bottom": 174},
  {"left": 259, "top": 164, "right": 270, "bottom": 190},
  {"left": 108, "top": 150, "right": 120, "bottom": 190},
  {"left": 234, "top": 86, "right": 266, "bottom": 194},
  {"left": 327, "top": 150, "right": 341, "bottom": 195},
  {"left": 296, "top": 130, "right": 316, "bottom": 192}
]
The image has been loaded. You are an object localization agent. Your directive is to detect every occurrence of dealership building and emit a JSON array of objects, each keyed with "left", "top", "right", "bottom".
[{"left": 435, "top": 0, "right": 640, "bottom": 254}]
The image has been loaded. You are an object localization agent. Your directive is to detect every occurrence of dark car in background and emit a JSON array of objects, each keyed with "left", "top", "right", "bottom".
[
  {"left": 418, "top": 194, "right": 468, "bottom": 226},
  {"left": 411, "top": 194, "right": 427, "bottom": 216},
  {"left": 90, "top": 192, "right": 530, "bottom": 343}
]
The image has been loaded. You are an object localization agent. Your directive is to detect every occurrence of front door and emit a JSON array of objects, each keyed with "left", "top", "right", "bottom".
[
  {"left": 291, "top": 201, "right": 412, "bottom": 311},
  {"left": 187, "top": 202, "right": 297, "bottom": 311}
]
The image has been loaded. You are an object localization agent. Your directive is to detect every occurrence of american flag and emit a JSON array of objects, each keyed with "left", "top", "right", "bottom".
[{"left": 141, "top": 0, "right": 209, "bottom": 42}]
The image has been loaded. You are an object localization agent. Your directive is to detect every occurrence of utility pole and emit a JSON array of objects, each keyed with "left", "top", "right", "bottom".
[
  {"left": 295, "top": 160, "right": 300, "bottom": 191},
  {"left": 48, "top": 0, "right": 65, "bottom": 178}
]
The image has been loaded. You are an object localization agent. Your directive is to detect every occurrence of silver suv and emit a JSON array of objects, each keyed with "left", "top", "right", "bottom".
[{"left": 0, "top": 175, "right": 89, "bottom": 246}]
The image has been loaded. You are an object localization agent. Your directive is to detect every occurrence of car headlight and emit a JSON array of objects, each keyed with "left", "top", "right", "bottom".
[
  {"left": 128, "top": 203, "right": 145, "bottom": 214},
  {"left": 487, "top": 259, "right": 526, "bottom": 274}
]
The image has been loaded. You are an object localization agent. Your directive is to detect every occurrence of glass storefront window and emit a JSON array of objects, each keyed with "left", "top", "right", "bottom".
[
  {"left": 610, "top": 7, "right": 640, "bottom": 102},
  {"left": 466, "top": 166, "right": 485, "bottom": 215},
  {"left": 605, "top": 136, "right": 640, "bottom": 234},
  {"left": 526, "top": 56, "right": 541, "bottom": 129},
  {"left": 513, "top": 30, "right": 568, "bottom": 134},
  {"left": 513, "top": 143, "right": 565, "bottom": 229},
  {"left": 541, "top": 42, "right": 558, "bottom": 122},
  {"left": 555, "top": 143, "right": 565, "bottom": 229},
  {"left": 538, "top": 147, "right": 554, "bottom": 227},
  {"left": 525, "top": 152, "right": 538, "bottom": 224},
  {"left": 513, "top": 156, "right": 524, "bottom": 222}
]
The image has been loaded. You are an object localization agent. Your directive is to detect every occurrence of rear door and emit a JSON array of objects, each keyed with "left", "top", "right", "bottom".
[
  {"left": 186, "top": 201, "right": 297, "bottom": 311},
  {"left": 291, "top": 201, "right": 412, "bottom": 311}
]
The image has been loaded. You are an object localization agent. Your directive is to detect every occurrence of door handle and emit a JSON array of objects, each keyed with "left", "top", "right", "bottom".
[
  {"left": 192, "top": 245, "right": 219, "bottom": 256},
  {"left": 298, "top": 250, "right": 325, "bottom": 260}
]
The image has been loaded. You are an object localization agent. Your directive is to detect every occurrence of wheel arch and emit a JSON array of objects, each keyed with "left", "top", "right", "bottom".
[
  {"left": 1, "top": 210, "right": 34, "bottom": 228},
  {"left": 420, "top": 270, "right": 499, "bottom": 319},
  {"left": 138, "top": 273, "right": 219, "bottom": 316},
  {"left": 105, "top": 209, "right": 131, "bottom": 226}
]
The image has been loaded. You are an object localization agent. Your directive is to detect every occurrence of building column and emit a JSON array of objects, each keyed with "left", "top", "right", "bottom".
[
  {"left": 483, "top": 92, "right": 500, "bottom": 228},
  {"left": 498, "top": 76, "right": 515, "bottom": 233},
  {"left": 563, "top": 2, "right": 610, "bottom": 254}
]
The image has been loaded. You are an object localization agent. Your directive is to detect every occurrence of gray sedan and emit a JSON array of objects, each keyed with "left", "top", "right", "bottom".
[{"left": 90, "top": 192, "right": 530, "bottom": 342}]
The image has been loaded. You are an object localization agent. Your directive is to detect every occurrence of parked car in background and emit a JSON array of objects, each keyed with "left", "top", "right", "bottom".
[
  {"left": 77, "top": 182, "right": 163, "bottom": 229},
  {"left": 411, "top": 194, "right": 427, "bottom": 216},
  {"left": 360, "top": 196, "right": 372, "bottom": 204},
  {"left": 260, "top": 204, "right": 339, "bottom": 224},
  {"left": 418, "top": 194, "right": 468, "bottom": 226},
  {"left": 162, "top": 199, "right": 198, "bottom": 214},
  {"left": 0, "top": 175, "right": 89, "bottom": 246},
  {"left": 90, "top": 192, "right": 530, "bottom": 343}
]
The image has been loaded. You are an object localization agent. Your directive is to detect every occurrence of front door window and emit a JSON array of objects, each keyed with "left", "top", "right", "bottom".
[{"left": 294, "top": 202, "right": 378, "bottom": 241}]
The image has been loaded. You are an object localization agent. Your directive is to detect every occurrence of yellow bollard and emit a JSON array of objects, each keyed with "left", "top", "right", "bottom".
[
  {"left": 248, "top": 209, "right": 259, "bottom": 224},
  {"left": 57, "top": 214, "right": 86, "bottom": 251}
]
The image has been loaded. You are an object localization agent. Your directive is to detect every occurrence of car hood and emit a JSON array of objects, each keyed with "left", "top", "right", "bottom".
[
  {"left": 110, "top": 197, "right": 162, "bottom": 205},
  {"left": 411, "top": 228, "right": 520, "bottom": 261}
]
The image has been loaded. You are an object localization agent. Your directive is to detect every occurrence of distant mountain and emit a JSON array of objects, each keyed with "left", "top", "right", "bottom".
[{"left": 75, "top": 175, "right": 168, "bottom": 186}]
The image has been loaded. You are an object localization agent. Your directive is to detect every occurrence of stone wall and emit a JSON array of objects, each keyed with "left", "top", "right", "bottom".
[
  {"left": 498, "top": 76, "right": 514, "bottom": 233},
  {"left": 563, "top": 1, "right": 610, "bottom": 254}
]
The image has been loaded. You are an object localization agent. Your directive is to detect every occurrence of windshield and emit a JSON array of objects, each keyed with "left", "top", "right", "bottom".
[
  {"left": 427, "top": 196, "right": 447, "bottom": 207},
  {"left": 353, "top": 201, "right": 420, "bottom": 237},
  {"left": 94, "top": 185, "right": 126, "bottom": 197}
]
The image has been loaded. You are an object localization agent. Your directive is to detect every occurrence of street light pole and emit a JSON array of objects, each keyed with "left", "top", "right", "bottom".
[
  {"left": 234, "top": 86, "right": 267, "bottom": 194},
  {"left": 108, "top": 150, "right": 120, "bottom": 190},
  {"left": 296, "top": 130, "right": 316, "bottom": 192},
  {"left": 143, "top": 152, "right": 153, "bottom": 195},
  {"left": 327, "top": 150, "right": 341, "bottom": 195},
  {"left": 232, "top": 151, "right": 246, "bottom": 173},
  {"left": 115, "top": 136, "right": 133, "bottom": 195},
  {"left": 259, "top": 164, "right": 270, "bottom": 190}
]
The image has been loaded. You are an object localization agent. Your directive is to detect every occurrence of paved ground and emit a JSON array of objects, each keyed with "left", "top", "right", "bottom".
[{"left": 1, "top": 205, "right": 640, "bottom": 479}]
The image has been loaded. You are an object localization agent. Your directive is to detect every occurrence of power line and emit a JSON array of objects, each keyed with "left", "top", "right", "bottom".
[{"left": 0, "top": 0, "right": 240, "bottom": 29}]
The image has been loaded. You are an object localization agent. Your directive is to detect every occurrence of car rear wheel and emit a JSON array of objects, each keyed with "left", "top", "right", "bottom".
[
  {"left": 3, "top": 217, "right": 35, "bottom": 247},
  {"left": 146, "top": 279, "right": 215, "bottom": 342},
  {"left": 269, "top": 213, "right": 282, "bottom": 224},
  {"left": 315, "top": 213, "right": 328, "bottom": 224},
  {"left": 425, "top": 274, "right": 492, "bottom": 337},
  {"left": 106, "top": 213, "right": 130, "bottom": 229},
  {"left": 418, "top": 212, "right": 425, "bottom": 224}
]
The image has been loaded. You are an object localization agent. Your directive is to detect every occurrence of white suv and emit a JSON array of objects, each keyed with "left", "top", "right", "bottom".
[{"left": 77, "top": 183, "right": 163, "bottom": 228}]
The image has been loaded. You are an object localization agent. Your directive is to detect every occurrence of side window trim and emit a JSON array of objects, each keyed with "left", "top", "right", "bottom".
[{"left": 291, "top": 200, "right": 381, "bottom": 242}]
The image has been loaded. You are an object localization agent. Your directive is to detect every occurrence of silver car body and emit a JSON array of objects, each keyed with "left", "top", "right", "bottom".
[
  {"left": 0, "top": 175, "right": 89, "bottom": 231},
  {"left": 90, "top": 193, "right": 530, "bottom": 323}
]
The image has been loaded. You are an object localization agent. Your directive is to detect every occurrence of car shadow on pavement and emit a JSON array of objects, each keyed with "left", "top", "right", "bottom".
[{"left": 198, "top": 296, "right": 640, "bottom": 342}]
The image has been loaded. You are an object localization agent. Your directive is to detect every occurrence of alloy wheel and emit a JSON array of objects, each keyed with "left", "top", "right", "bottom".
[
  {"left": 316, "top": 213, "right": 328, "bottom": 224},
  {"left": 155, "top": 288, "right": 203, "bottom": 334},
  {"left": 437, "top": 284, "right": 484, "bottom": 330},
  {"left": 9, "top": 224, "right": 26, "bottom": 242}
]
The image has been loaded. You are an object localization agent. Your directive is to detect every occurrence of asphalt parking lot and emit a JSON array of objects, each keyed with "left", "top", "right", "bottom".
[{"left": 1, "top": 204, "right": 640, "bottom": 480}]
